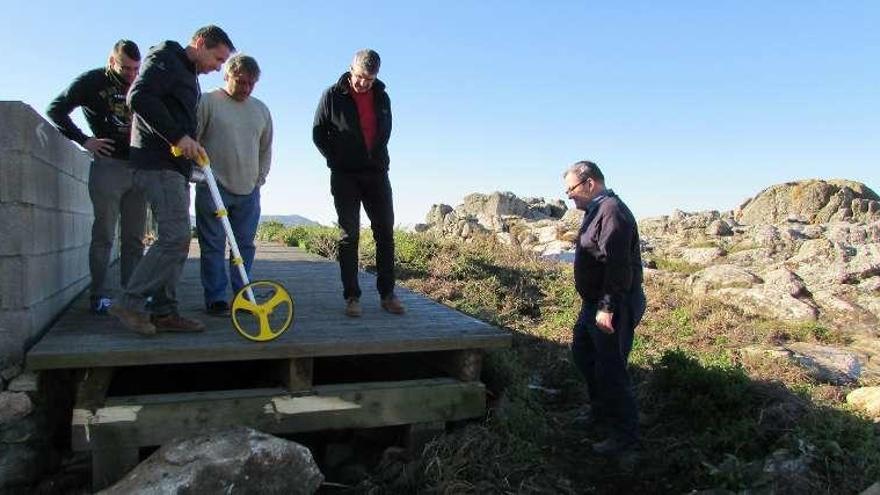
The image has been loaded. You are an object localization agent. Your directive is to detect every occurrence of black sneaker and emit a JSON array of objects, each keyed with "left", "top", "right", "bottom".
[{"left": 206, "top": 301, "right": 231, "bottom": 317}]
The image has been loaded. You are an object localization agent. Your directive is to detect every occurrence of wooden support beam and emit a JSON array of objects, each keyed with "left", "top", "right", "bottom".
[
  {"left": 70, "top": 368, "right": 139, "bottom": 490},
  {"left": 71, "top": 368, "right": 116, "bottom": 451},
  {"left": 73, "top": 378, "right": 485, "bottom": 450},
  {"left": 74, "top": 367, "right": 114, "bottom": 411}
]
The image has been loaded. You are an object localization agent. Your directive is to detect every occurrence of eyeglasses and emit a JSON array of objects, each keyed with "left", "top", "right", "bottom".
[
  {"left": 350, "top": 69, "right": 377, "bottom": 84},
  {"left": 566, "top": 177, "right": 591, "bottom": 195}
]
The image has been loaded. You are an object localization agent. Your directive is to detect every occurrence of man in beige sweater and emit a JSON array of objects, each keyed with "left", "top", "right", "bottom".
[{"left": 196, "top": 54, "right": 273, "bottom": 315}]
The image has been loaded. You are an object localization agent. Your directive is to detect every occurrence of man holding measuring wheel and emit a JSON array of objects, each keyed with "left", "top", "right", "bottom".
[{"left": 110, "top": 25, "right": 236, "bottom": 336}]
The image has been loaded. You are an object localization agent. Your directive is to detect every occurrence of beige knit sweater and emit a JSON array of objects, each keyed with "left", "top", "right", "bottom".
[{"left": 197, "top": 89, "right": 273, "bottom": 195}]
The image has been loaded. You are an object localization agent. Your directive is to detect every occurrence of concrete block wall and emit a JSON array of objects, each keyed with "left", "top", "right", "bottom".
[{"left": 0, "top": 101, "right": 98, "bottom": 364}]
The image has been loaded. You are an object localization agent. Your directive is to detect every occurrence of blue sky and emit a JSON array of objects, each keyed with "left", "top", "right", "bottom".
[{"left": 3, "top": 1, "right": 877, "bottom": 226}]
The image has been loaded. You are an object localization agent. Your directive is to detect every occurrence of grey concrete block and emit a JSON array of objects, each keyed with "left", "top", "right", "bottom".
[
  {"left": 0, "top": 206, "right": 91, "bottom": 257},
  {"left": 0, "top": 246, "right": 89, "bottom": 309},
  {"left": 0, "top": 204, "right": 31, "bottom": 256},
  {"left": 7, "top": 372, "right": 39, "bottom": 393},
  {"left": 0, "top": 257, "right": 25, "bottom": 310},
  {"left": 0, "top": 329, "right": 23, "bottom": 370},
  {"left": 0, "top": 102, "right": 38, "bottom": 153},
  {"left": 0, "top": 102, "right": 89, "bottom": 174},
  {"left": 0, "top": 150, "right": 26, "bottom": 204}
]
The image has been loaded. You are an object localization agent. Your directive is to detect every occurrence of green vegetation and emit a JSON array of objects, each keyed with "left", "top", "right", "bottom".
[
  {"left": 257, "top": 223, "right": 880, "bottom": 494},
  {"left": 650, "top": 256, "right": 703, "bottom": 274}
]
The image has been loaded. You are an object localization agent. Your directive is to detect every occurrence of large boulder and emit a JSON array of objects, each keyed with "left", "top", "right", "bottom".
[
  {"left": 846, "top": 387, "right": 880, "bottom": 420},
  {"left": 785, "top": 343, "right": 868, "bottom": 385},
  {"left": 736, "top": 179, "right": 880, "bottom": 226},
  {"left": 100, "top": 427, "right": 323, "bottom": 495},
  {"left": 714, "top": 287, "right": 819, "bottom": 322},
  {"left": 688, "top": 264, "right": 762, "bottom": 295}
]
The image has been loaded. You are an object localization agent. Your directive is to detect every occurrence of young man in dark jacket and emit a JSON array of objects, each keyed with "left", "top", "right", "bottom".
[
  {"left": 313, "top": 49, "right": 404, "bottom": 317},
  {"left": 47, "top": 40, "right": 146, "bottom": 315},
  {"left": 564, "top": 160, "right": 646, "bottom": 456},
  {"left": 110, "top": 25, "right": 235, "bottom": 336}
]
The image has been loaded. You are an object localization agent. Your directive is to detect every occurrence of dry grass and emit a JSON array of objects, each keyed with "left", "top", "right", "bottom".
[{"left": 258, "top": 224, "right": 880, "bottom": 494}]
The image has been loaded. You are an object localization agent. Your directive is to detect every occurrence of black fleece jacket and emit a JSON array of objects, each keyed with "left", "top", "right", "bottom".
[
  {"left": 127, "top": 41, "right": 199, "bottom": 176},
  {"left": 46, "top": 68, "right": 133, "bottom": 160},
  {"left": 574, "top": 191, "right": 644, "bottom": 313},
  {"left": 312, "top": 72, "right": 392, "bottom": 173}
]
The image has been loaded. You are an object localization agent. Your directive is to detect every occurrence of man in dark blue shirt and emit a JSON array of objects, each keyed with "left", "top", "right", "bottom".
[{"left": 564, "top": 160, "right": 646, "bottom": 456}]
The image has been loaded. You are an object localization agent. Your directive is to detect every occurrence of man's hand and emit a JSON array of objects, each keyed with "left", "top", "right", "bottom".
[
  {"left": 84, "top": 137, "right": 115, "bottom": 157},
  {"left": 596, "top": 310, "right": 615, "bottom": 334},
  {"left": 174, "top": 135, "right": 207, "bottom": 162}
]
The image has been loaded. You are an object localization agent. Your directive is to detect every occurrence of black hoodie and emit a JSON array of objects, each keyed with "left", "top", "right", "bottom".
[
  {"left": 312, "top": 72, "right": 392, "bottom": 173},
  {"left": 46, "top": 67, "right": 133, "bottom": 160},
  {"left": 127, "top": 41, "right": 199, "bottom": 176}
]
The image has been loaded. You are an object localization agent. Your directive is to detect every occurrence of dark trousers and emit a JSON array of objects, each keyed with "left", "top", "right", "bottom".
[
  {"left": 195, "top": 183, "right": 260, "bottom": 305},
  {"left": 87, "top": 157, "right": 147, "bottom": 298},
  {"left": 571, "top": 287, "right": 647, "bottom": 443},
  {"left": 120, "top": 169, "right": 191, "bottom": 316},
  {"left": 330, "top": 171, "right": 395, "bottom": 300}
]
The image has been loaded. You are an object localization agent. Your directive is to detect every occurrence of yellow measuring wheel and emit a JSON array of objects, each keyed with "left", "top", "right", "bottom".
[
  {"left": 231, "top": 280, "right": 294, "bottom": 342},
  {"left": 171, "top": 146, "right": 295, "bottom": 341}
]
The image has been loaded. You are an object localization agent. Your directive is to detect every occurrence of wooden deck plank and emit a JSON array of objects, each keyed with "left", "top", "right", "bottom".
[{"left": 28, "top": 242, "right": 510, "bottom": 370}]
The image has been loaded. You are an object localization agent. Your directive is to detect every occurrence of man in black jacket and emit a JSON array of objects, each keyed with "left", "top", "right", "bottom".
[
  {"left": 564, "top": 160, "right": 646, "bottom": 456},
  {"left": 47, "top": 40, "right": 146, "bottom": 315},
  {"left": 110, "top": 26, "right": 235, "bottom": 336},
  {"left": 313, "top": 49, "right": 404, "bottom": 317}
]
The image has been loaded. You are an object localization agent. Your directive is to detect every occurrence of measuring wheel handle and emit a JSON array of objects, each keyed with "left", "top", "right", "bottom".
[{"left": 231, "top": 280, "right": 295, "bottom": 342}]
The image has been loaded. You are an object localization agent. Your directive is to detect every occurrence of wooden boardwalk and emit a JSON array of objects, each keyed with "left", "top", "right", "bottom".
[
  {"left": 26, "top": 241, "right": 510, "bottom": 489},
  {"left": 28, "top": 242, "right": 510, "bottom": 369}
]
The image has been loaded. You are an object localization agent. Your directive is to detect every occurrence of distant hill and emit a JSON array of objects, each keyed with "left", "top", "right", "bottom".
[
  {"left": 260, "top": 215, "right": 321, "bottom": 227},
  {"left": 189, "top": 214, "right": 320, "bottom": 227}
]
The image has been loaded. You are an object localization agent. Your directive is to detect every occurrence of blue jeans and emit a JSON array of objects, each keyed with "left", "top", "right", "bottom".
[
  {"left": 195, "top": 183, "right": 260, "bottom": 306},
  {"left": 571, "top": 287, "right": 647, "bottom": 443}
]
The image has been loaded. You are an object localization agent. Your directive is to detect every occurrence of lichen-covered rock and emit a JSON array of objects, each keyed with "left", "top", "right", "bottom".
[
  {"left": 761, "top": 268, "right": 811, "bottom": 299},
  {"left": 688, "top": 265, "right": 762, "bottom": 295},
  {"left": 100, "top": 427, "right": 323, "bottom": 495},
  {"left": 846, "top": 387, "right": 880, "bottom": 420},
  {"left": 0, "top": 392, "right": 33, "bottom": 424},
  {"left": 785, "top": 343, "right": 867, "bottom": 385},
  {"left": 714, "top": 287, "right": 819, "bottom": 322},
  {"left": 736, "top": 179, "right": 880, "bottom": 226}
]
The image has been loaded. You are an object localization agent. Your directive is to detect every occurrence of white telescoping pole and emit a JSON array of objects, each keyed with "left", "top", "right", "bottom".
[{"left": 201, "top": 165, "right": 256, "bottom": 304}]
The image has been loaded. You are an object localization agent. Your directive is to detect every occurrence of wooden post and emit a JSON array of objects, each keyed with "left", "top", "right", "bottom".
[
  {"left": 70, "top": 368, "right": 140, "bottom": 490},
  {"left": 433, "top": 350, "right": 482, "bottom": 382},
  {"left": 279, "top": 357, "right": 313, "bottom": 392}
]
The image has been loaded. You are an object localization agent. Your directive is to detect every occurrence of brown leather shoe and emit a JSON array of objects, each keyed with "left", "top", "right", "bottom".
[
  {"left": 109, "top": 305, "right": 156, "bottom": 336},
  {"left": 381, "top": 295, "right": 406, "bottom": 315},
  {"left": 345, "top": 297, "right": 362, "bottom": 317},
  {"left": 151, "top": 313, "right": 206, "bottom": 333}
]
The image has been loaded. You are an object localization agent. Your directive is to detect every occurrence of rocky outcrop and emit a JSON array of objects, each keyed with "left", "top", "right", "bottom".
[
  {"left": 638, "top": 180, "right": 880, "bottom": 327},
  {"left": 416, "top": 191, "right": 569, "bottom": 253},
  {"left": 735, "top": 179, "right": 880, "bottom": 226},
  {"left": 100, "top": 427, "right": 323, "bottom": 495},
  {"left": 418, "top": 179, "right": 879, "bottom": 328}
]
